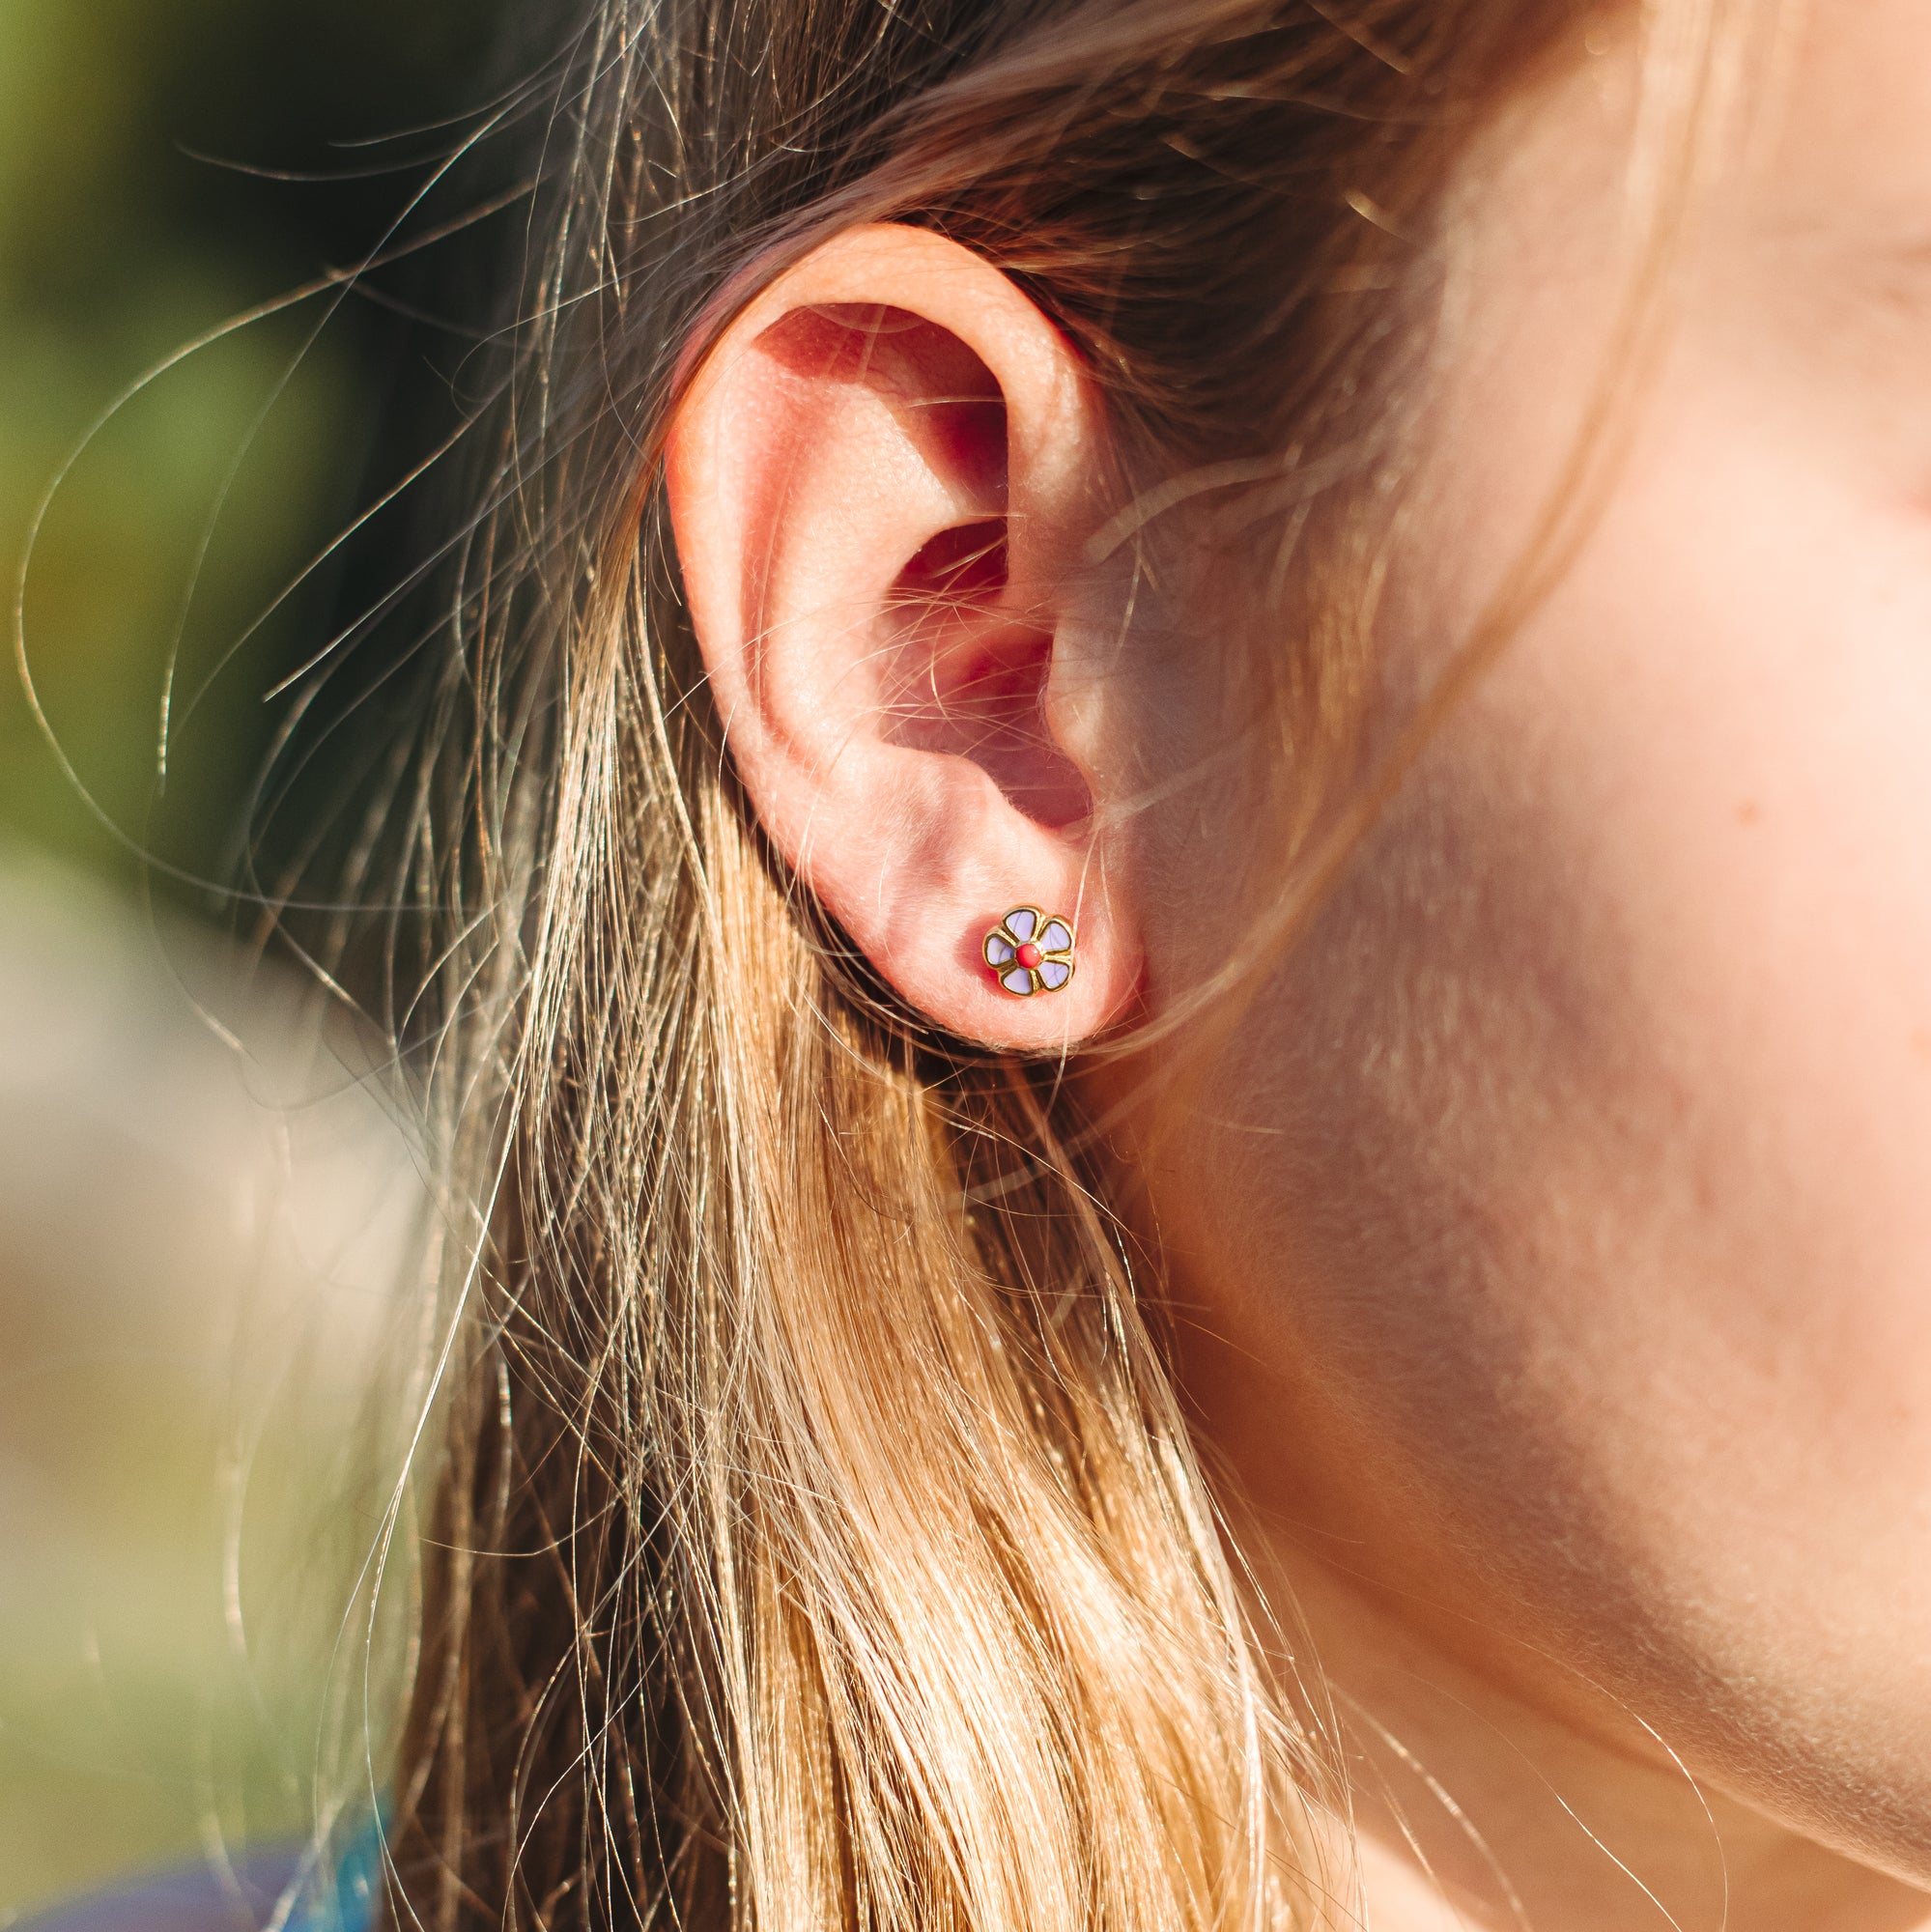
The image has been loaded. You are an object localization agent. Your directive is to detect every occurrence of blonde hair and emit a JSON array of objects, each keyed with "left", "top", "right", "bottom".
[{"left": 343, "top": 2, "right": 1751, "bottom": 1927}]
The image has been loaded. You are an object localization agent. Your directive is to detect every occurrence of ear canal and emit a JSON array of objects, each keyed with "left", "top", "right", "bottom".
[{"left": 809, "top": 305, "right": 1091, "bottom": 832}]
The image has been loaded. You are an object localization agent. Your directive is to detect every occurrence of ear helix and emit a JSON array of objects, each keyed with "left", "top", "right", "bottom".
[{"left": 982, "top": 905, "right": 1076, "bottom": 997}]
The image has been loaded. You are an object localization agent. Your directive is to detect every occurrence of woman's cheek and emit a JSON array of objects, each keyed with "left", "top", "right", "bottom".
[{"left": 1146, "top": 278, "right": 1931, "bottom": 1866}]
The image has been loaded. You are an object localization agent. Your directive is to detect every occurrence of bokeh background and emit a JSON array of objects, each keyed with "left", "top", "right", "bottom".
[{"left": 0, "top": 0, "right": 508, "bottom": 1913}]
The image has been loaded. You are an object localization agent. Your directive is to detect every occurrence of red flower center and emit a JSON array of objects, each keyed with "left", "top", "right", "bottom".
[{"left": 1015, "top": 941, "right": 1043, "bottom": 970}]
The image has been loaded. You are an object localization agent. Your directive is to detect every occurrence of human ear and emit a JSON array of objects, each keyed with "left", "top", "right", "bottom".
[{"left": 666, "top": 223, "right": 1141, "bottom": 1047}]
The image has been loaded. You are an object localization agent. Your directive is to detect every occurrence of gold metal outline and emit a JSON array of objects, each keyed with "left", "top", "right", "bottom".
[{"left": 982, "top": 904, "right": 1077, "bottom": 996}]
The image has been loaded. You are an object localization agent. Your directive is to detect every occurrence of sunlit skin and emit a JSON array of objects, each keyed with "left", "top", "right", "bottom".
[
  {"left": 1135, "top": 5, "right": 1931, "bottom": 1921},
  {"left": 670, "top": 2, "right": 1931, "bottom": 1922}
]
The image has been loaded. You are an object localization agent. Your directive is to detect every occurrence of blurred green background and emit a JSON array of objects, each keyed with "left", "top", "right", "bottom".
[
  {"left": 1, "top": 0, "right": 501, "bottom": 886},
  {"left": 0, "top": 0, "right": 506, "bottom": 1914}
]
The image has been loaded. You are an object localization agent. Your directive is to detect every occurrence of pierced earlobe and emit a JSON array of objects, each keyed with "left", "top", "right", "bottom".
[{"left": 983, "top": 905, "right": 1076, "bottom": 997}]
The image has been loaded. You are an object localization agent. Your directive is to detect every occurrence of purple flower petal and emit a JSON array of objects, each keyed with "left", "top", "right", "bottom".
[
  {"left": 1001, "top": 967, "right": 1035, "bottom": 996},
  {"left": 1037, "top": 920, "right": 1072, "bottom": 954},
  {"left": 1037, "top": 957, "right": 1071, "bottom": 991},
  {"left": 1006, "top": 907, "right": 1037, "bottom": 942}
]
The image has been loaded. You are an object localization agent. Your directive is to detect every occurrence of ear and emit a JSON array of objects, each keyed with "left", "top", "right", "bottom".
[{"left": 667, "top": 223, "right": 1141, "bottom": 1047}]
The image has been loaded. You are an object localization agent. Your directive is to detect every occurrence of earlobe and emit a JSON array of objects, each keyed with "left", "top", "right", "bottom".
[{"left": 666, "top": 225, "right": 1142, "bottom": 1046}]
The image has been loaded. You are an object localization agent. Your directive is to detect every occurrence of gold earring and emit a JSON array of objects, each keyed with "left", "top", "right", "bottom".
[{"left": 983, "top": 905, "right": 1075, "bottom": 996}]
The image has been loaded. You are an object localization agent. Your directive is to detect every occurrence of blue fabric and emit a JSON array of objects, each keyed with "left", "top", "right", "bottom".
[
  {"left": 299, "top": 1815, "right": 382, "bottom": 1932},
  {"left": 16, "top": 1818, "right": 382, "bottom": 1932},
  {"left": 12, "top": 1849, "right": 300, "bottom": 1932}
]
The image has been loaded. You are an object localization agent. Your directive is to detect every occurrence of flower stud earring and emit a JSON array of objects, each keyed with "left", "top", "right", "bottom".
[{"left": 983, "top": 905, "right": 1075, "bottom": 997}]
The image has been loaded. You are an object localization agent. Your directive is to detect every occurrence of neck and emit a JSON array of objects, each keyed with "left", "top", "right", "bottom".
[{"left": 1259, "top": 1552, "right": 1931, "bottom": 1932}]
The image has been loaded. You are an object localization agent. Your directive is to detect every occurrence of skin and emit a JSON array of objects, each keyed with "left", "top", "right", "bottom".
[{"left": 668, "top": 3, "right": 1931, "bottom": 1922}]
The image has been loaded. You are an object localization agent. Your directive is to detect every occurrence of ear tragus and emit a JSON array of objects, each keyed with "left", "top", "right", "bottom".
[
  {"left": 883, "top": 512, "right": 1090, "bottom": 831},
  {"left": 785, "top": 301, "right": 1091, "bottom": 832}
]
